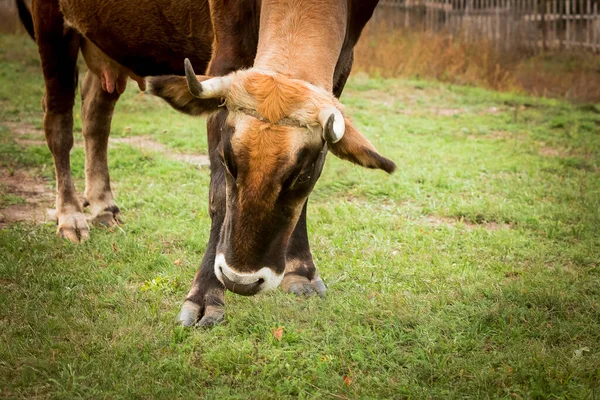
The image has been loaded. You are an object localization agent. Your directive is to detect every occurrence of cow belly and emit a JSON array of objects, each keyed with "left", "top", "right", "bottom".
[
  {"left": 80, "top": 39, "right": 145, "bottom": 94},
  {"left": 59, "top": 0, "right": 213, "bottom": 77}
]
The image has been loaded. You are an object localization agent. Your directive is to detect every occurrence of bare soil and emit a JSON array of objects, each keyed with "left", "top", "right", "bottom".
[
  {"left": 425, "top": 215, "right": 510, "bottom": 231},
  {"left": 0, "top": 167, "right": 54, "bottom": 227},
  {"left": 111, "top": 136, "right": 210, "bottom": 168},
  {"left": 1, "top": 122, "right": 209, "bottom": 226}
]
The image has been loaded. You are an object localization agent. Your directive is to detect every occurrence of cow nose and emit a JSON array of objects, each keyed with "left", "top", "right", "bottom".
[{"left": 214, "top": 253, "right": 283, "bottom": 296}]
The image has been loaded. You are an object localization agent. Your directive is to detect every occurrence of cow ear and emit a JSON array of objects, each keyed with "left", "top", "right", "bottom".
[
  {"left": 328, "top": 119, "right": 396, "bottom": 174},
  {"left": 147, "top": 75, "right": 222, "bottom": 116}
]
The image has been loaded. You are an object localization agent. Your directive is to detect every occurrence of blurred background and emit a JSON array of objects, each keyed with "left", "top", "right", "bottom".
[
  {"left": 354, "top": 0, "right": 600, "bottom": 103},
  {"left": 0, "top": 0, "right": 29, "bottom": 35},
  {"left": 2, "top": 0, "right": 599, "bottom": 102}
]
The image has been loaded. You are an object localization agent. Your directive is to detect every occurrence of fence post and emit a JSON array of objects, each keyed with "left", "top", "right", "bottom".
[
  {"left": 579, "top": 0, "right": 583, "bottom": 50},
  {"left": 565, "top": 0, "right": 571, "bottom": 49},
  {"left": 542, "top": 0, "right": 548, "bottom": 50},
  {"left": 592, "top": 3, "right": 600, "bottom": 51},
  {"left": 552, "top": 0, "right": 557, "bottom": 49},
  {"left": 586, "top": 0, "right": 591, "bottom": 49}
]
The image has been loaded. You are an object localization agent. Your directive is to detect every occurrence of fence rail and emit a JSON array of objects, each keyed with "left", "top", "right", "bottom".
[{"left": 376, "top": 0, "right": 600, "bottom": 52}]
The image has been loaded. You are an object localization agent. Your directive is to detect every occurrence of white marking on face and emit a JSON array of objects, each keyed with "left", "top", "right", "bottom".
[{"left": 214, "top": 253, "right": 284, "bottom": 292}]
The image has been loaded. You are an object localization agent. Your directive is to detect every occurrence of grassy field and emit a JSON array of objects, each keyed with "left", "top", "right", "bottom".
[{"left": 1, "top": 34, "right": 600, "bottom": 399}]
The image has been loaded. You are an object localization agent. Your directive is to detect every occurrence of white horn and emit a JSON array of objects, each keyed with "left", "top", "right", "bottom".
[
  {"left": 198, "top": 76, "right": 233, "bottom": 98},
  {"left": 318, "top": 107, "right": 345, "bottom": 143},
  {"left": 184, "top": 58, "right": 232, "bottom": 99}
]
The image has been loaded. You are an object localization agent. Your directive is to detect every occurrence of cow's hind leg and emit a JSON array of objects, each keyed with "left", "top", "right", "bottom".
[
  {"left": 80, "top": 70, "right": 121, "bottom": 226},
  {"left": 33, "top": 0, "right": 88, "bottom": 242},
  {"left": 281, "top": 202, "right": 326, "bottom": 297}
]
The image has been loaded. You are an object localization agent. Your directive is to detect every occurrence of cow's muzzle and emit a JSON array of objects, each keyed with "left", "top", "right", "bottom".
[{"left": 214, "top": 254, "right": 284, "bottom": 296}]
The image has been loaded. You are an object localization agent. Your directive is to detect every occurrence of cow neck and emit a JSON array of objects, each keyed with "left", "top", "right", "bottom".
[{"left": 253, "top": 0, "right": 347, "bottom": 93}]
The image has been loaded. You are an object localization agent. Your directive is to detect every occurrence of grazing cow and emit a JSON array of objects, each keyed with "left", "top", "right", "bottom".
[
  {"left": 149, "top": 0, "right": 395, "bottom": 326},
  {"left": 19, "top": 0, "right": 214, "bottom": 242}
]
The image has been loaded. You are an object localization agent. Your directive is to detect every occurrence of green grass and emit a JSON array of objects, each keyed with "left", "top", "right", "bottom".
[
  {"left": 1, "top": 34, "right": 599, "bottom": 399},
  {"left": 0, "top": 191, "right": 26, "bottom": 208}
]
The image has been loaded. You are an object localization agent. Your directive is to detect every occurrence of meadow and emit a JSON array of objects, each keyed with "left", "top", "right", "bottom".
[{"left": 1, "top": 34, "right": 599, "bottom": 399}]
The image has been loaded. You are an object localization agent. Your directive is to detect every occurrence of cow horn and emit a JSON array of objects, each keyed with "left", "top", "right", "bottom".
[
  {"left": 318, "top": 107, "right": 345, "bottom": 143},
  {"left": 184, "top": 58, "right": 232, "bottom": 99},
  {"left": 184, "top": 58, "right": 204, "bottom": 97}
]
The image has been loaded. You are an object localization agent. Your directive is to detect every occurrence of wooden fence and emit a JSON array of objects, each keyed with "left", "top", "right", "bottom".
[
  {"left": 376, "top": 0, "right": 600, "bottom": 52},
  {"left": 2, "top": 0, "right": 599, "bottom": 52}
]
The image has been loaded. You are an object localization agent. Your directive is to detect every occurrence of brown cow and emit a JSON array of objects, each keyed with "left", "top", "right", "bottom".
[
  {"left": 22, "top": 0, "right": 394, "bottom": 327},
  {"left": 20, "top": 0, "right": 214, "bottom": 242},
  {"left": 149, "top": 0, "right": 395, "bottom": 326}
]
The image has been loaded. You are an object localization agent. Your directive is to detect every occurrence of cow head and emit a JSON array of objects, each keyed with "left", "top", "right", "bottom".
[{"left": 148, "top": 59, "right": 395, "bottom": 296}]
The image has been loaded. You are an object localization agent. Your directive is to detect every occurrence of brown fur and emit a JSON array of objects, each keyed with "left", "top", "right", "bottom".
[
  {"left": 152, "top": 68, "right": 335, "bottom": 127},
  {"left": 58, "top": 0, "right": 213, "bottom": 76},
  {"left": 207, "top": 0, "right": 260, "bottom": 75},
  {"left": 329, "top": 118, "right": 397, "bottom": 174},
  {"left": 254, "top": 0, "right": 347, "bottom": 90},
  {"left": 148, "top": 75, "right": 221, "bottom": 116},
  {"left": 243, "top": 74, "right": 310, "bottom": 123},
  {"left": 237, "top": 120, "right": 292, "bottom": 204}
]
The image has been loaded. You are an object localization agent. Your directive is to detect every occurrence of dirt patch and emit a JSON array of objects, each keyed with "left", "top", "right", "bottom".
[
  {"left": 434, "top": 108, "right": 462, "bottom": 116},
  {"left": 2, "top": 123, "right": 211, "bottom": 226},
  {"left": 111, "top": 136, "right": 210, "bottom": 168},
  {"left": 539, "top": 146, "right": 562, "bottom": 157},
  {"left": 393, "top": 107, "right": 465, "bottom": 116},
  {"left": 488, "top": 130, "right": 515, "bottom": 140},
  {"left": 425, "top": 215, "right": 510, "bottom": 231},
  {"left": 0, "top": 168, "right": 55, "bottom": 227},
  {"left": 14, "top": 138, "right": 46, "bottom": 146},
  {"left": 2, "top": 121, "right": 43, "bottom": 136},
  {"left": 3, "top": 121, "right": 210, "bottom": 168},
  {"left": 467, "top": 130, "right": 518, "bottom": 141},
  {"left": 341, "top": 196, "right": 511, "bottom": 232}
]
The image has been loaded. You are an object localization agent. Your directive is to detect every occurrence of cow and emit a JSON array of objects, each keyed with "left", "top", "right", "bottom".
[
  {"left": 148, "top": 0, "right": 395, "bottom": 326},
  {"left": 18, "top": 0, "right": 214, "bottom": 242},
  {"left": 20, "top": 0, "right": 395, "bottom": 327}
]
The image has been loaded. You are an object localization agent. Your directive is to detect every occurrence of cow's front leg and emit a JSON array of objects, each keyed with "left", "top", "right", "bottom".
[
  {"left": 177, "top": 114, "right": 226, "bottom": 327},
  {"left": 178, "top": 217, "right": 226, "bottom": 327},
  {"left": 80, "top": 70, "right": 122, "bottom": 227},
  {"left": 281, "top": 202, "right": 326, "bottom": 297}
]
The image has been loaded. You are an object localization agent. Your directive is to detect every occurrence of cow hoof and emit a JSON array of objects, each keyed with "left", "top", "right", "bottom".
[
  {"left": 57, "top": 212, "right": 90, "bottom": 243},
  {"left": 311, "top": 276, "right": 327, "bottom": 297},
  {"left": 196, "top": 305, "right": 225, "bottom": 328},
  {"left": 282, "top": 274, "right": 326, "bottom": 297},
  {"left": 92, "top": 210, "right": 122, "bottom": 227},
  {"left": 177, "top": 301, "right": 224, "bottom": 328},
  {"left": 196, "top": 314, "right": 223, "bottom": 328},
  {"left": 91, "top": 205, "right": 122, "bottom": 228},
  {"left": 177, "top": 300, "right": 201, "bottom": 327}
]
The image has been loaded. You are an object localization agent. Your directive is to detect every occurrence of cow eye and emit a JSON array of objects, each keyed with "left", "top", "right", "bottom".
[
  {"left": 296, "top": 171, "right": 312, "bottom": 185},
  {"left": 287, "top": 169, "right": 313, "bottom": 191}
]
